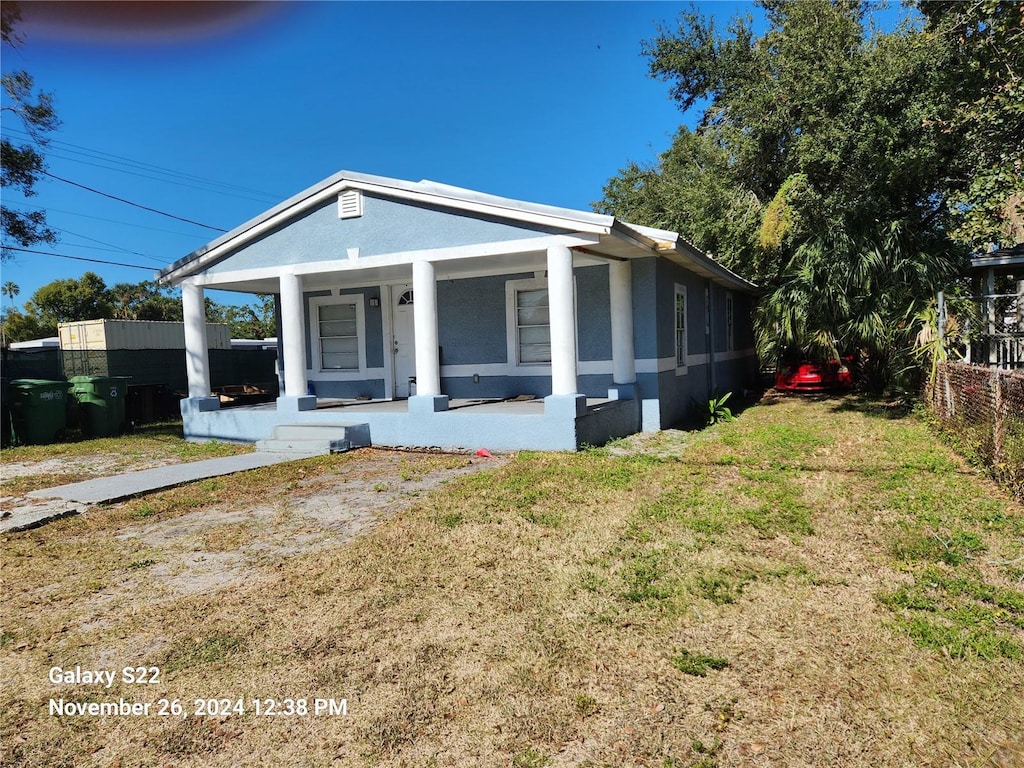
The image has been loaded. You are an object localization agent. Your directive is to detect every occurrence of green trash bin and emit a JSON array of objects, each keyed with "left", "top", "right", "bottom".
[
  {"left": 1, "top": 378, "right": 13, "bottom": 448},
  {"left": 70, "top": 376, "right": 130, "bottom": 438},
  {"left": 8, "top": 379, "right": 70, "bottom": 445},
  {"left": 1, "top": 380, "right": 10, "bottom": 450}
]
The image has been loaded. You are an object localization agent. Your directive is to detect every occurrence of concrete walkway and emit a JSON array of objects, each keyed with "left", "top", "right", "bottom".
[{"left": 2, "top": 451, "right": 318, "bottom": 534}]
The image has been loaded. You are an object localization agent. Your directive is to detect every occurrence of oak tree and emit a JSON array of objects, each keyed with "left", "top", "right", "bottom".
[
  {"left": 596, "top": 0, "right": 1019, "bottom": 391},
  {"left": 1, "top": 1, "right": 60, "bottom": 257}
]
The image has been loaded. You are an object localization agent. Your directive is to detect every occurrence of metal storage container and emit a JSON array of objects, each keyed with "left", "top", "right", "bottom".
[{"left": 58, "top": 319, "right": 231, "bottom": 350}]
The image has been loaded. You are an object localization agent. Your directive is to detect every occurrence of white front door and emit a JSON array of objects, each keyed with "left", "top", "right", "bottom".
[{"left": 392, "top": 285, "right": 416, "bottom": 397}]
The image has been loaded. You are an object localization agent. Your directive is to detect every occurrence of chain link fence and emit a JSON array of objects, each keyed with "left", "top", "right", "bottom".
[{"left": 927, "top": 361, "right": 1024, "bottom": 501}]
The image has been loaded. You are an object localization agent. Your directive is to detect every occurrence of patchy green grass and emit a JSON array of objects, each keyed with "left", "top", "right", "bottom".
[
  {"left": 162, "top": 631, "right": 249, "bottom": 673},
  {"left": 0, "top": 420, "right": 251, "bottom": 494},
  {"left": 879, "top": 565, "right": 1024, "bottom": 660},
  {"left": 2, "top": 396, "right": 1021, "bottom": 768},
  {"left": 892, "top": 528, "right": 987, "bottom": 566},
  {"left": 671, "top": 648, "right": 730, "bottom": 677}
]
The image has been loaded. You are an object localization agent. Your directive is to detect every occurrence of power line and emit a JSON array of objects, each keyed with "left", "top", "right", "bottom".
[
  {"left": 50, "top": 240, "right": 147, "bottom": 256},
  {"left": 42, "top": 172, "right": 228, "bottom": 232},
  {"left": 51, "top": 225, "right": 165, "bottom": 263},
  {"left": 6, "top": 201, "right": 207, "bottom": 237},
  {"left": 51, "top": 238, "right": 167, "bottom": 263},
  {"left": 5, "top": 126, "right": 282, "bottom": 201},
  {"left": 43, "top": 151, "right": 280, "bottom": 204},
  {"left": 1, "top": 246, "right": 155, "bottom": 271}
]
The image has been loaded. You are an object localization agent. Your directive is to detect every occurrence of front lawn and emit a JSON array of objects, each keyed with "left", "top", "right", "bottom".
[{"left": 2, "top": 396, "right": 1021, "bottom": 767}]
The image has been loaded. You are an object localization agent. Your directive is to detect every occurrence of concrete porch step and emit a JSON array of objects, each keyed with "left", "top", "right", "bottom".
[
  {"left": 254, "top": 438, "right": 351, "bottom": 454},
  {"left": 255, "top": 422, "right": 370, "bottom": 455}
]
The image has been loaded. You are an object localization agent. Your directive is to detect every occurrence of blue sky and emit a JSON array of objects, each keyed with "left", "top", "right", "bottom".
[{"left": 5, "top": 0, "right": 768, "bottom": 312}]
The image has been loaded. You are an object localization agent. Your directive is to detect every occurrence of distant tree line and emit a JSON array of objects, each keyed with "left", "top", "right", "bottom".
[
  {"left": 595, "top": 0, "right": 1023, "bottom": 393},
  {"left": 1, "top": 273, "right": 275, "bottom": 343}
]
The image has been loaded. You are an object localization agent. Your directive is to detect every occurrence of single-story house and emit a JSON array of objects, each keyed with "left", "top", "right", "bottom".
[{"left": 159, "top": 171, "right": 758, "bottom": 451}]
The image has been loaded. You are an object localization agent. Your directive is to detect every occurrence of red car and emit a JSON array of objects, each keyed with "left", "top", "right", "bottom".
[{"left": 775, "top": 357, "right": 854, "bottom": 392}]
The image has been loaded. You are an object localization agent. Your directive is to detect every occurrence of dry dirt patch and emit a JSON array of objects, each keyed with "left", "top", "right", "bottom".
[
  {"left": 108, "top": 449, "right": 503, "bottom": 601},
  {"left": 3, "top": 454, "right": 177, "bottom": 480}
]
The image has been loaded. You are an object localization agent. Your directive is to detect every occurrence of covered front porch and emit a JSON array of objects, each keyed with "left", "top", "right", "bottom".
[{"left": 175, "top": 234, "right": 645, "bottom": 451}]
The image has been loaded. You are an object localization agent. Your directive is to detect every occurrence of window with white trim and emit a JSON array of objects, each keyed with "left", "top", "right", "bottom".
[
  {"left": 317, "top": 302, "right": 359, "bottom": 370},
  {"left": 505, "top": 277, "right": 554, "bottom": 367},
  {"left": 675, "top": 284, "right": 687, "bottom": 369},
  {"left": 516, "top": 287, "right": 551, "bottom": 364},
  {"left": 309, "top": 294, "right": 366, "bottom": 376}
]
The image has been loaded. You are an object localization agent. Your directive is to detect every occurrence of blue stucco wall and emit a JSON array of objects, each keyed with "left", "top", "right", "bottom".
[
  {"left": 364, "top": 289, "right": 385, "bottom": 369},
  {"left": 440, "top": 372, "right": 615, "bottom": 400},
  {"left": 436, "top": 272, "right": 532, "bottom": 365},
  {"left": 300, "top": 264, "right": 627, "bottom": 400},
  {"left": 710, "top": 283, "right": 728, "bottom": 357},
  {"left": 576, "top": 265, "right": 611, "bottom": 361},
  {"left": 638, "top": 258, "right": 756, "bottom": 428},
  {"left": 734, "top": 291, "right": 757, "bottom": 351},
  {"left": 203, "top": 195, "right": 566, "bottom": 274},
  {"left": 309, "top": 379, "right": 386, "bottom": 399},
  {"left": 707, "top": 283, "right": 758, "bottom": 397},
  {"left": 630, "top": 258, "right": 659, "bottom": 360},
  {"left": 648, "top": 259, "right": 708, "bottom": 426},
  {"left": 715, "top": 356, "right": 758, "bottom": 399},
  {"left": 433, "top": 265, "right": 612, "bottom": 367},
  {"left": 434, "top": 264, "right": 615, "bottom": 398}
]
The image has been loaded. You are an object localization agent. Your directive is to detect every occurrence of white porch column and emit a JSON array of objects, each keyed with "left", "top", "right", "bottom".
[
  {"left": 277, "top": 270, "right": 316, "bottom": 411},
  {"left": 412, "top": 259, "right": 442, "bottom": 397},
  {"left": 609, "top": 259, "right": 636, "bottom": 391},
  {"left": 547, "top": 244, "right": 579, "bottom": 396},
  {"left": 181, "top": 282, "right": 211, "bottom": 398},
  {"left": 544, "top": 245, "right": 585, "bottom": 425},
  {"left": 407, "top": 259, "right": 447, "bottom": 415}
]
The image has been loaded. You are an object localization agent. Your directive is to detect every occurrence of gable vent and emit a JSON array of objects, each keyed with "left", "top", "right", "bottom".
[{"left": 338, "top": 189, "right": 363, "bottom": 219}]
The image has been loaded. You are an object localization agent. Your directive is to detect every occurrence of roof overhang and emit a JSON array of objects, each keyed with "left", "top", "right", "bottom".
[
  {"left": 970, "top": 243, "right": 1024, "bottom": 271},
  {"left": 668, "top": 238, "right": 760, "bottom": 293}
]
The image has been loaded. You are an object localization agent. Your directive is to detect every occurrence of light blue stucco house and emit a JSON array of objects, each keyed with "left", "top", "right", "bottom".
[{"left": 159, "top": 171, "right": 758, "bottom": 451}]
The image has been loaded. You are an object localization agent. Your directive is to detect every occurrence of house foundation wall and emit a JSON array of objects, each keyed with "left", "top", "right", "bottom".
[
  {"left": 181, "top": 394, "right": 643, "bottom": 452},
  {"left": 576, "top": 399, "right": 640, "bottom": 447},
  {"left": 309, "top": 379, "right": 386, "bottom": 399}
]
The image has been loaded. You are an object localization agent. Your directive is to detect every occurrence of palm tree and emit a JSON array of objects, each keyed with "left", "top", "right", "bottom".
[
  {"left": 2, "top": 281, "right": 19, "bottom": 308},
  {"left": 754, "top": 222, "right": 963, "bottom": 394}
]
